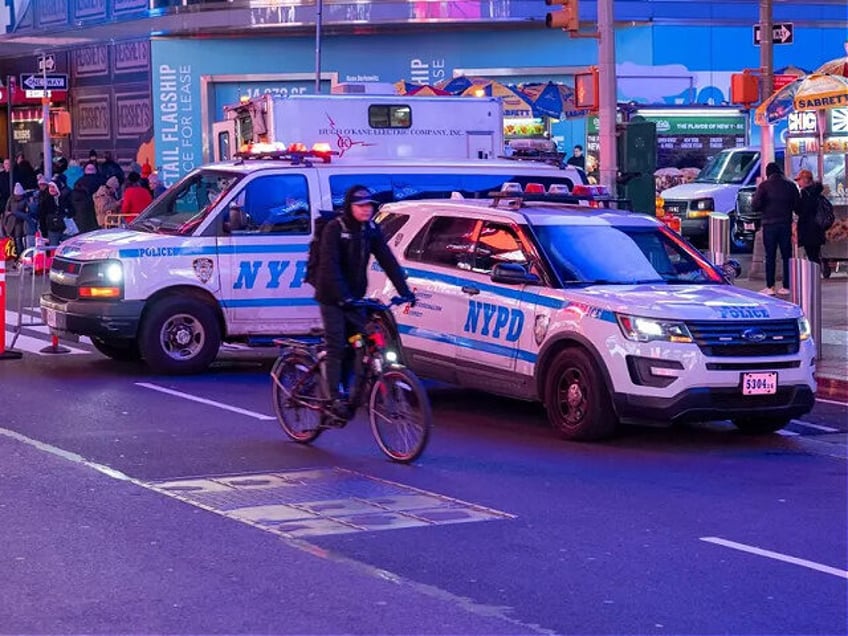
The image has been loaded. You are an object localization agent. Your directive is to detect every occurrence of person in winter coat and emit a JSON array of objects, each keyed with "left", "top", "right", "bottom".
[
  {"left": 794, "top": 169, "right": 828, "bottom": 265},
  {"left": 70, "top": 179, "right": 99, "bottom": 234},
  {"left": 63, "top": 160, "right": 84, "bottom": 190},
  {"left": 312, "top": 185, "right": 414, "bottom": 420},
  {"left": 25, "top": 175, "right": 49, "bottom": 248},
  {"left": 148, "top": 172, "right": 166, "bottom": 198},
  {"left": 76, "top": 162, "right": 104, "bottom": 196},
  {"left": 4, "top": 183, "right": 30, "bottom": 257},
  {"left": 120, "top": 171, "right": 152, "bottom": 224},
  {"left": 100, "top": 151, "right": 124, "bottom": 186},
  {"left": 93, "top": 176, "right": 121, "bottom": 228},
  {"left": 751, "top": 162, "right": 800, "bottom": 296},
  {"left": 39, "top": 182, "right": 66, "bottom": 246},
  {"left": 13, "top": 153, "right": 38, "bottom": 191}
]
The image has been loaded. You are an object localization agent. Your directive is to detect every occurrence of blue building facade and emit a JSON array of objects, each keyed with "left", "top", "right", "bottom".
[{"left": 1, "top": 1, "right": 846, "bottom": 180}]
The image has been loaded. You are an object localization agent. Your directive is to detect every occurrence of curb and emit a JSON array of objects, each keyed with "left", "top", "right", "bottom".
[{"left": 816, "top": 375, "right": 848, "bottom": 403}]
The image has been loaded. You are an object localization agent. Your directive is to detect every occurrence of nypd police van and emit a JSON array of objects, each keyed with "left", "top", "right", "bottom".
[
  {"left": 368, "top": 194, "right": 816, "bottom": 440},
  {"left": 39, "top": 147, "right": 586, "bottom": 374}
]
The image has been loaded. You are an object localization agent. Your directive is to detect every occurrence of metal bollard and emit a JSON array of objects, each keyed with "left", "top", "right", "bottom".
[
  {"left": 789, "top": 257, "right": 822, "bottom": 359},
  {"left": 708, "top": 212, "right": 731, "bottom": 266}
]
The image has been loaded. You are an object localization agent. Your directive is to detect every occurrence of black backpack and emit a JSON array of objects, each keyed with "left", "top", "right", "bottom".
[
  {"left": 305, "top": 211, "right": 342, "bottom": 287},
  {"left": 815, "top": 196, "right": 835, "bottom": 232}
]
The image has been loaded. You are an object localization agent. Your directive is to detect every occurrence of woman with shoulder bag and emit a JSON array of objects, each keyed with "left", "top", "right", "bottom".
[{"left": 794, "top": 169, "right": 827, "bottom": 265}]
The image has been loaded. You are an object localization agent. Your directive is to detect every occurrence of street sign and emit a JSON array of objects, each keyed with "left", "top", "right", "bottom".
[
  {"left": 37, "top": 54, "right": 56, "bottom": 72},
  {"left": 773, "top": 74, "right": 798, "bottom": 92},
  {"left": 19, "top": 73, "right": 68, "bottom": 91},
  {"left": 25, "top": 90, "right": 53, "bottom": 99},
  {"left": 753, "top": 22, "right": 794, "bottom": 46}
]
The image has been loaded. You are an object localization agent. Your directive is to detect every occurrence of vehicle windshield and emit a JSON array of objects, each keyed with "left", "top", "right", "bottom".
[
  {"left": 694, "top": 150, "right": 758, "bottom": 184},
  {"left": 131, "top": 169, "right": 243, "bottom": 235},
  {"left": 532, "top": 223, "right": 723, "bottom": 285}
]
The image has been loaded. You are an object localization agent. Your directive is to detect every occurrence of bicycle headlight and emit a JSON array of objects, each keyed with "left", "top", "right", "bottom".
[
  {"left": 616, "top": 314, "right": 693, "bottom": 343},
  {"left": 798, "top": 316, "right": 812, "bottom": 341},
  {"left": 385, "top": 350, "right": 399, "bottom": 363}
]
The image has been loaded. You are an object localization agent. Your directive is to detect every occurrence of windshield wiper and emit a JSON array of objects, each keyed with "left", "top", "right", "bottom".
[{"left": 136, "top": 219, "right": 163, "bottom": 233}]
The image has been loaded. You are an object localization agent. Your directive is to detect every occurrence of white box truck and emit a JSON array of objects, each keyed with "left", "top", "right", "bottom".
[{"left": 212, "top": 94, "right": 505, "bottom": 163}]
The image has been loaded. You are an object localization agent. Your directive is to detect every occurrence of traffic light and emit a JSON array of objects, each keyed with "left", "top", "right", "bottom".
[{"left": 545, "top": 0, "right": 579, "bottom": 31}]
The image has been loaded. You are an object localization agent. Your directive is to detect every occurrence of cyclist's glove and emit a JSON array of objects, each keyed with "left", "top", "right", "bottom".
[{"left": 400, "top": 293, "right": 417, "bottom": 307}]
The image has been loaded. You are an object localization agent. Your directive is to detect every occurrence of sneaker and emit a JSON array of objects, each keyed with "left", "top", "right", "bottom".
[
  {"left": 759, "top": 287, "right": 775, "bottom": 296},
  {"left": 776, "top": 287, "right": 790, "bottom": 296}
]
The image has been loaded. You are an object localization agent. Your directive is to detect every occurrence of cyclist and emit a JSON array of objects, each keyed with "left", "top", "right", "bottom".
[{"left": 312, "top": 185, "right": 414, "bottom": 420}]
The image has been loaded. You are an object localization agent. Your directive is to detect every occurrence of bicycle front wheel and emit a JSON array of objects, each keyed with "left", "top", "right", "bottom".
[
  {"left": 369, "top": 367, "right": 431, "bottom": 463},
  {"left": 271, "top": 352, "right": 325, "bottom": 443}
]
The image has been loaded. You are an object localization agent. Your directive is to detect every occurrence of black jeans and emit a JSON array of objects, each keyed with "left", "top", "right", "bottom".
[
  {"left": 763, "top": 223, "right": 792, "bottom": 288},
  {"left": 319, "top": 303, "right": 366, "bottom": 400}
]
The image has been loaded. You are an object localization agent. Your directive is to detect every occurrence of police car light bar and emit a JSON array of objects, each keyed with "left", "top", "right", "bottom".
[{"left": 235, "top": 141, "right": 337, "bottom": 163}]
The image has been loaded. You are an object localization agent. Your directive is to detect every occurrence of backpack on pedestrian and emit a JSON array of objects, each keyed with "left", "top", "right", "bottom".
[{"left": 815, "top": 196, "right": 835, "bottom": 232}]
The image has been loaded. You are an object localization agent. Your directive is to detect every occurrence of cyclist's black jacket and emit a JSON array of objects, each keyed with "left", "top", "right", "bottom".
[{"left": 313, "top": 213, "right": 411, "bottom": 307}]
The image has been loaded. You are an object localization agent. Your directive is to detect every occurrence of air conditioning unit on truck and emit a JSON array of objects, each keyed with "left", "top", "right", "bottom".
[{"left": 212, "top": 94, "right": 505, "bottom": 163}]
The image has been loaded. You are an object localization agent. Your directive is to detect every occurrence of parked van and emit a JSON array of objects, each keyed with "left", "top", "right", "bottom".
[
  {"left": 659, "top": 146, "right": 784, "bottom": 250},
  {"left": 40, "top": 150, "right": 588, "bottom": 373}
]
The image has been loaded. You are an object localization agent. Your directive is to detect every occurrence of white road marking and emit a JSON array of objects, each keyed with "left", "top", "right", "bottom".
[
  {"left": 135, "top": 382, "right": 276, "bottom": 421},
  {"left": 700, "top": 537, "right": 848, "bottom": 580},
  {"left": 816, "top": 397, "right": 848, "bottom": 407},
  {"left": 775, "top": 429, "right": 800, "bottom": 437},
  {"left": 791, "top": 420, "right": 840, "bottom": 433}
]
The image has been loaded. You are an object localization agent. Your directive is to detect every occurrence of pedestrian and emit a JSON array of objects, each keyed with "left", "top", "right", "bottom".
[
  {"left": 3, "top": 183, "right": 29, "bottom": 258},
  {"left": 751, "top": 162, "right": 799, "bottom": 296},
  {"left": 69, "top": 178, "right": 98, "bottom": 235},
  {"left": 63, "top": 159, "right": 83, "bottom": 189},
  {"left": 100, "top": 151, "right": 124, "bottom": 186},
  {"left": 94, "top": 176, "right": 121, "bottom": 228},
  {"left": 0, "top": 157, "right": 11, "bottom": 214},
  {"left": 120, "top": 171, "right": 152, "bottom": 224},
  {"left": 148, "top": 172, "right": 166, "bottom": 198},
  {"left": 794, "top": 169, "right": 828, "bottom": 265},
  {"left": 39, "top": 181, "right": 66, "bottom": 246},
  {"left": 77, "top": 162, "right": 104, "bottom": 196},
  {"left": 26, "top": 175, "right": 50, "bottom": 248},
  {"left": 13, "top": 153, "right": 38, "bottom": 191},
  {"left": 565, "top": 144, "right": 585, "bottom": 170}
]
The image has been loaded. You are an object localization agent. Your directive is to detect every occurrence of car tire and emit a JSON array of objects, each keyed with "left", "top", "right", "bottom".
[
  {"left": 544, "top": 347, "right": 617, "bottom": 441},
  {"left": 90, "top": 336, "right": 142, "bottom": 362},
  {"left": 139, "top": 296, "right": 221, "bottom": 374},
  {"left": 732, "top": 417, "right": 791, "bottom": 435}
]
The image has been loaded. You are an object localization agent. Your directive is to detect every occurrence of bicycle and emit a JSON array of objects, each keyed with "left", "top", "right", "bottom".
[{"left": 270, "top": 297, "right": 432, "bottom": 463}]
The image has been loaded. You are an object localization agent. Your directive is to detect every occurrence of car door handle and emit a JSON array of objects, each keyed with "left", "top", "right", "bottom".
[{"left": 461, "top": 286, "right": 480, "bottom": 296}]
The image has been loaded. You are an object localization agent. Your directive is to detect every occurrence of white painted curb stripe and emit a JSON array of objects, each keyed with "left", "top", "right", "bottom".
[
  {"left": 700, "top": 537, "right": 848, "bottom": 580},
  {"left": 775, "top": 429, "right": 800, "bottom": 437},
  {"left": 136, "top": 382, "right": 276, "bottom": 421},
  {"left": 816, "top": 397, "right": 848, "bottom": 407},
  {"left": 791, "top": 420, "right": 840, "bottom": 433}
]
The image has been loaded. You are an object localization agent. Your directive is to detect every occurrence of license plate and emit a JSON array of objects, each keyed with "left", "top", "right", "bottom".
[
  {"left": 743, "top": 222, "right": 755, "bottom": 231},
  {"left": 742, "top": 372, "right": 778, "bottom": 395},
  {"left": 44, "top": 308, "right": 57, "bottom": 328}
]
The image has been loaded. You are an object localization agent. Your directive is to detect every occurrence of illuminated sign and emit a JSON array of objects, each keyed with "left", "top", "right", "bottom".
[{"left": 788, "top": 111, "right": 817, "bottom": 135}]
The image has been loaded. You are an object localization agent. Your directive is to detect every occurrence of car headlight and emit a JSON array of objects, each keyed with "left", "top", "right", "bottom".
[
  {"left": 616, "top": 314, "right": 693, "bottom": 343},
  {"left": 688, "top": 198, "right": 714, "bottom": 218},
  {"left": 78, "top": 260, "right": 124, "bottom": 300},
  {"left": 798, "top": 316, "right": 811, "bottom": 341}
]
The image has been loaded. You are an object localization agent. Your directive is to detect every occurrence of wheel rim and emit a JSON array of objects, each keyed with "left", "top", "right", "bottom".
[
  {"left": 556, "top": 367, "right": 588, "bottom": 427},
  {"left": 159, "top": 313, "right": 206, "bottom": 361}
]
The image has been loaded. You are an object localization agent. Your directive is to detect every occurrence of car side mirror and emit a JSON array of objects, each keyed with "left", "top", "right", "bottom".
[
  {"left": 491, "top": 262, "right": 541, "bottom": 285},
  {"left": 720, "top": 258, "right": 742, "bottom": 282}
]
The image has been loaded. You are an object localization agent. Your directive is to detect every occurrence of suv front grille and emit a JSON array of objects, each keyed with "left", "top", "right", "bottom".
[
  {"left": 49, "top": 257, "right": 83, "bottom": 301},
  {"left": 687, "top": 320, "right": 800, "bottom": 357}
]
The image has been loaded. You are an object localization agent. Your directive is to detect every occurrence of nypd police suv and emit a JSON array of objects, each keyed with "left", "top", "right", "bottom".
[
  {"left": 368, "top": 193, "right": 816, "bottom": 440},
  {"left": 39, "top": 146, "right": 585, "bottom": 374}
]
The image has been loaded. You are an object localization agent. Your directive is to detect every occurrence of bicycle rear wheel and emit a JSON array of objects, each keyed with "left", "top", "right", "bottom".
[
  {"left": 369, "top": 367, "right": 431, "bottom": 463},
  {"left": 271, "top": 352, "right": 325, "bottom": 443}
]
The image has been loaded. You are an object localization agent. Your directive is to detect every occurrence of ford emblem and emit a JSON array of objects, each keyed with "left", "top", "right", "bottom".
[{"left": 741, "top": 328, "right": 767, "bottom": 343}]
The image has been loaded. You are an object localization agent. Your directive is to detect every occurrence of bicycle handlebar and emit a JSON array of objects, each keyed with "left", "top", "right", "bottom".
[{"left": 348, "top": 296, "right": 413, "bottom": 312}]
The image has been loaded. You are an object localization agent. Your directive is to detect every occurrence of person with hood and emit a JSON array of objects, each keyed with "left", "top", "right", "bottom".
[
  {"left": 39, "top": 181, "right": 66, "bottom": 246},
  {"left": 63, "top": 159, "right": 84, "bottom": 190},
  {"left": 13, "top": 153, "right": 38, "bottom": 191},
  {"left": 4, "top": 183, "right": 30, "bottom": 257},
  {"left": 794, "top": 169, "right": 828, "bottom": 265},
  {"left": 312, "top": 185, "right": 414, "bottom": 421},
  {"left": 70, "top": 177, "right": 99, "bottom": 234},
  {"left": 751, "top": 161, "right": 800, "bottom": 296},
  {"left": 121, "top": 171, "right": 152, "bottom": 224},
  {"left": 94, "top": 176, "right": 121, "bottom": 228}
]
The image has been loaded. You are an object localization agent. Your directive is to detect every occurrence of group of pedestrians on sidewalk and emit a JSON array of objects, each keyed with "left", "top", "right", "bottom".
[
  {"left": 1, "top": 150, "right": 164, "bottom": 262},
  {"left": 751, "top": 161, "right": 833, "bottom": 296}
]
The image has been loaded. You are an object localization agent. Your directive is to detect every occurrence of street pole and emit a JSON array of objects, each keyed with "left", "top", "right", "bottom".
[
  {"left": 314, "top": 0, "right": 323, "bottom": 94},
  {"left": 6, "top": 75, "right": 13, "bottom": 196},
  {"left": 597, "top": 0, "right": 618, "bottom": 192},
  {"left": 750, "top": 0, "right": 773, "bottom": 280},
  {"left": 41, "top": 56, "right": 52, "bottom": 181}
]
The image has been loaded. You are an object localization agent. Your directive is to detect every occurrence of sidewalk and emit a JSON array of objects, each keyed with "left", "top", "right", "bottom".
[{"left": 734, "top": 258, "right": 848, "bottom": 402}]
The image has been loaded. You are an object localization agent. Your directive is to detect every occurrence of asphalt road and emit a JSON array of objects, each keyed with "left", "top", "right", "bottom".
[{"left": 1, "top": 311, "right": 847, "bottom": 635}]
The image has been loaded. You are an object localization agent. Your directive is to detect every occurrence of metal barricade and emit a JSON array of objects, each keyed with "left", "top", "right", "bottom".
[
  {"left": 708, "top": 212, "right": 731, "bottom": 266},
  {"left": 790, "top": 257, "right": 822, "bottom": 360},
  {"left": 9, "top": 237, "right": 71, "bottom": 354}
]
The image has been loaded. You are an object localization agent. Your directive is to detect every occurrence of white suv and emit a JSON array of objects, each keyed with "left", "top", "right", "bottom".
[{"left": 370, "top": 194, "right": 816, "bottom": 440}]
